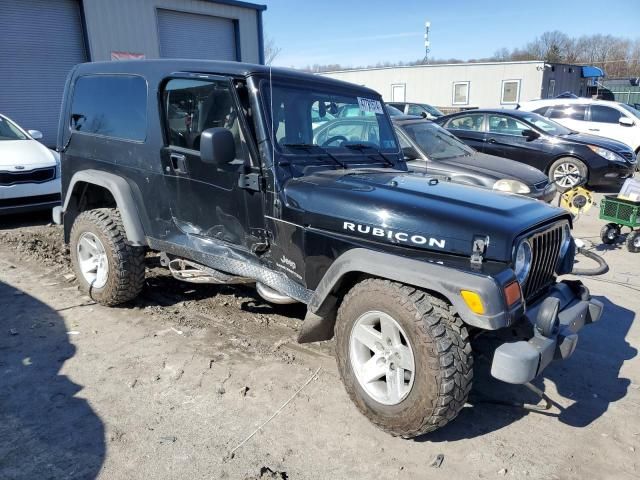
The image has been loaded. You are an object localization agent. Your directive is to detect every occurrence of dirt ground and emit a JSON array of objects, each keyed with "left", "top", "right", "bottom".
[{"left": 1, "top": 193, "right": 639, "bottom": 480}]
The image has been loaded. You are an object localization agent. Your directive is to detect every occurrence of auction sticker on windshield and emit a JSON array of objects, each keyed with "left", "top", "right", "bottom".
[{"left": 357, "top": 97, "right": 384, "bottom": 114}]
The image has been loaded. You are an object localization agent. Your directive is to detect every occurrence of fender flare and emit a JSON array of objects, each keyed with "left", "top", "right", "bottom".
[
  {"left": 299, "top": 248, "right": 517, "bottom": 343},
  {"left": 62, "top": 170, "right": 146, "bottom": 246}
]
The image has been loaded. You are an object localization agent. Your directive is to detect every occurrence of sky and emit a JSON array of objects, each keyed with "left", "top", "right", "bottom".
[{"left": 262, "top": 0, "right": 640, "bottom": 68}]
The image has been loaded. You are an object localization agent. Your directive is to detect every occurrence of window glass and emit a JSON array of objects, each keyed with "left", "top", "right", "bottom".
[
  {"left": 397, "top": 131, "right": 412, "bottom": 149},
  {"left": 548, "top": 105, "right": 586, "bottom": 120},
  {"left": 263, "top": 82, "right": 398, "bottom": 158},
  {"left": 70, "top": 75, "right": 146, "bottom": 141},
  {"left": 620, "top": 103, "right": 640, "bottom": 120},
  {"left": 403, "top": 122, "right": 474, "bottom": 160},
  {"left": 407, "top": 104, "right": 426, "bottom": 116},
  {"left": 517, "top": 112, "right": 572, "bottom": 135},
  {"left": 488, "top": 114, "right": 529, "bottom": 135},
  {"left": 386, "top": 105, "right": 404, "bottom": 116},
  {"left": 501, "top": 80, "right": 520, "bottom": 103},
  {"left": 591, "top": 105, "right": 622, "bottom": 123},
  {"left": 533, "top": 107, "right": 549, "bottom": 116},
  {"left": 0, "top": 116, "right": 27, "bottom": 141},
  {"left": 447, "top": 113, "right": 483, "bottom": 131},
  {"left": 453, "top": 82, "right": 469, "bottom": 104},
  {"left": 164, "top": 78, "right": 248, "bottom": 163}
]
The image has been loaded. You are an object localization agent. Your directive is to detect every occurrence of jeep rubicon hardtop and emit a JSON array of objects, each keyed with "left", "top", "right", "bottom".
[{"left": 54, "top": 60, "right": 603, "bottom": 438}]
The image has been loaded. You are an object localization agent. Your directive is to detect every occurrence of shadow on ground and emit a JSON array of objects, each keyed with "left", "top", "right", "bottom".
[
  {"left": 0, "top": 210, "right": 52, "bottom": 229},
  {"left": 0, "top": 280, "right": 105, "bottom": 479},
  {"left": 418, "top": 295, "right": 636, "bottom": 442}
]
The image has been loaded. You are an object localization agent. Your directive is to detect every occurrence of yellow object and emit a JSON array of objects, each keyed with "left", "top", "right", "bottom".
[
  {"left": 560, "top": 186, "right": 594, "bottom": 215},
  {"left": 461, "top": 290, "right": 485, "bottom": 315}
]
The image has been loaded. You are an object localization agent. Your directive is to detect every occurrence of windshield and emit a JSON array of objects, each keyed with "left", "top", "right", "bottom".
[
  {"left": 518, "top": 111, "right": 573, "bottom": 136},
  {"left": 423, "top": 104, "right": 444, "bottom": 117},
  {"left": 621, "top": 103, "right": 640, "bottom": 120},
  {"left": 403, "top": 121, "right": 474, "bottom": 159},
  {"left": 0, "top": 116, "right": 28, "bottom": 141},
  {"left": 263, "top": 82, "right": 399, "bottom": 157}
]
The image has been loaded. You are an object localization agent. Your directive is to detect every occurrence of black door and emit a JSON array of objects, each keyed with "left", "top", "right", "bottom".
[
  {"left": 161, "top": 76, "right": 264, "bottom": 250},
  {"left": 444, "top": 113, "right": 487, "bottom": 151},
  {"left": 484, "top": 113, "right": 552, "bottom": 169}
]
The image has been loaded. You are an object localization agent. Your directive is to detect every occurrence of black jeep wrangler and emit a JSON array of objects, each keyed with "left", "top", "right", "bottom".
[{"left": 54, "top": 60, "right": 602, "bottom": 438}]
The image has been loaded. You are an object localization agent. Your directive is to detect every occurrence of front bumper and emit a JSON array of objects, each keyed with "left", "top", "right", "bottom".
[
  {"left": 491, "top": 280, "right": 603, "bottom": 384},
  {"left": 0, "top": 177, "right": 61, "bottom": 215},
  {"left": 589, "top": 161, "right": 636, "bottom": 186}
]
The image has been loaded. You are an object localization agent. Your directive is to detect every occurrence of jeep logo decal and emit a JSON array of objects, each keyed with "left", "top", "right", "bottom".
[{"left": 343, "top": 222, "right": 446, "bottom": 249}]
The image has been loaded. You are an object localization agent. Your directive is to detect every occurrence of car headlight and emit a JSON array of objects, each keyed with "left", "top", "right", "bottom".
[
  {"left": 493, "top": 179, "right": 531, "bottom": 194},
  {"left": 514, "top": 240, "right": 532, "bottom": 285},
  {"left": 588, "top": 145, "right": 626, "bottom": 162}
]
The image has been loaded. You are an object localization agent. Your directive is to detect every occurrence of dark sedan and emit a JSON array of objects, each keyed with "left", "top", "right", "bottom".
[
  {"left": 312, "top": 116, "right": 556, "bottom": 202},
  {"left": 435, "top": 109, "right": 636, "bottom": 190}
]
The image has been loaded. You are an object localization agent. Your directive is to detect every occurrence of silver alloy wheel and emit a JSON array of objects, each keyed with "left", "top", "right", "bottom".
[
  {"left": 349, "top": 311, "right": 415, "bottom": 405},
  {"left": 553, "top": 162, "right": 581, "bottom": 188},
  {"left": 76, "top": 232, "right": 109, "bottom": 289},
  {"left": 607, "top": 229, "right": 617, "bottom": 240}
]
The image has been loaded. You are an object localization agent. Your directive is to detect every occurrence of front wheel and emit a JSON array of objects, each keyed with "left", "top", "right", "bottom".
[
  {"left": 335, "top": 279, "right": 473, "bottom": 438},
  {"left": 627, "top": 231, "right": 640, "bottom": 253},
  {"left": 549, "top": 157, "right": 588, "bottom": 192},
  {"left": 600, "top": 223, "right": 620, "bottom": 245}
]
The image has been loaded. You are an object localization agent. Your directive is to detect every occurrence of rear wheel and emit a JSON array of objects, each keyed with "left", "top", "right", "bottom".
[
  {"left": 549, "top": 157, "right": 587, "bottom": 192},
  {"left": 335, "top": 279, "right": 473, "bottom": 438},
  {"left": 70, "top": 208, "right": 146, "bottom": 305},
  {"left": 600, "top": 223, "right": 620, "bottom": 245},
  {"left": 626, "top": 231, "right": 640, "bottom": 253}
]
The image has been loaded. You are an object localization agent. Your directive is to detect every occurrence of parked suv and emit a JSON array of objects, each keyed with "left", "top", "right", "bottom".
[
  {"left": 55, "top": 60, "right": 603, "bottom": 438},
  {"left": 518, "top": 98, "right": 640, "bottom": 164}
]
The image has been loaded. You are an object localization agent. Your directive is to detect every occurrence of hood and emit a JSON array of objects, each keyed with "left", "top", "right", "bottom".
[
  {"left": 559, "top": 132, "right": 632, "bottom": 152},
  {"left": 283, "top": 169, "right": 568, "bottom": 262},
  {"left": 0, "top": 139, "right": 58, "bottom": 170},
  {"left": 437, "top": 152, "right": 548, "bottom": 186}
]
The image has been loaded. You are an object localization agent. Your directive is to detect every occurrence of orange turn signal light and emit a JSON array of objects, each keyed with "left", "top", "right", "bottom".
[
  {"left": 461, "top": 290, "right": 485, "bottom": 315},
  {"left": 504, "top": 281, "right": 522, "bottom": 307}
]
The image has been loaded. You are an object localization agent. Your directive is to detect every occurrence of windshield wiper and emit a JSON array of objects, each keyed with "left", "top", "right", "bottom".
[
  {"left": 343, "top": 143, "right": 395, "bottom": 168},
  {"left": 281, "top": 143, "right": 347, "bottom": 169}
]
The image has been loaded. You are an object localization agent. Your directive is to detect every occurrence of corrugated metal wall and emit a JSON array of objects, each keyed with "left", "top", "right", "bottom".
[
  {"left": 82, "top": 0, "right": 261, "bottom": 63},
  {"left": 0, "top": 0, "right": 87, "bottom": 146},
  {"left": 157, "top": 9, "right": 237, "bottom": 60}
]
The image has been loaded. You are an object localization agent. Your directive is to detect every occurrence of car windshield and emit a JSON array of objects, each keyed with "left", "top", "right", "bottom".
[
  {"left": 517, "top": 111, "right": 573, "bottom": 136},
  {"left": 423, "top": 104, "right": 444, "bottom": 117},
  {"left": 263, "top": 81, "right": 398, "bottom": 157},
  {"left": 620, "top": 103, "right": 640, "bottom": 120},
  {"left": 402, "top": 121, "right": 474, "bottom": 159},
  {"left": 0, "top": 116, "right": 28, "bottom": 141}
]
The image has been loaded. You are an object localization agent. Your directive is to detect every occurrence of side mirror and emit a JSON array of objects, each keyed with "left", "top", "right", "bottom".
[
  {"left": 402, "top": 146, "right": 420, "bottom": 160},
  {"left": 200, "top": 127, "right": 235, "bottom": 165},
  {"left": 420, "top": 111, "right": 428, "bottom": 119},
  {"left": 619, "top": 117, "right": 634, "bottom": 127},
  {"left": 28, "top": 130, "right": 43, "bottom": 140},
  {"left": 521, "top": 128, "right": 540, "bottom": 139}
]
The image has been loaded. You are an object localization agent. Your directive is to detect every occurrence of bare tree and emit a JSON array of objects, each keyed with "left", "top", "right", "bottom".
[{"left": 264, "top": 36, "right": 281, "bottom": 65}]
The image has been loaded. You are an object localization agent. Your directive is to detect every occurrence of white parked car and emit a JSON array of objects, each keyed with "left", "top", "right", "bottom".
[
  {"left": 0, "top": 114, "right": 61, "bottom": 214},
  {"left": 518, "top": 98, "right": 640, "bottom": 164}
]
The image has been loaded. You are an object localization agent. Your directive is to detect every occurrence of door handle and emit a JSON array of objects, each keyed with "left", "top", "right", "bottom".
[
  {"left": 170, "top": 153, "right": 188, "bottom": 173},
  {"left": 487, "top": 138, "right": 497, "bottom": 143},
  {"left": 588, "top": 128, "right": 600, "bottom": 132}
]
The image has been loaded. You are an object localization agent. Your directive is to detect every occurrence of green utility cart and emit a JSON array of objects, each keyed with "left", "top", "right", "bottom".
[{"left": 599, "top": 195, "right": 640, "bottom": 252}]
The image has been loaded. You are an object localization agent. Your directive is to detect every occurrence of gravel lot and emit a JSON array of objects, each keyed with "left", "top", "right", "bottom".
[{"left": 1, "top": 193, "right": 639, "bottom": 480}]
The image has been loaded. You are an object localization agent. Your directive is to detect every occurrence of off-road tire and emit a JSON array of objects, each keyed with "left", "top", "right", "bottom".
[
  {"left": 70, "top": 208, "right": 146, "bottom": 306},
  {"left": 335, "top": 279, "right": 473, "bottom": 438},
  {"left": 549, "top": 157, "right": 588, "bottom": 193},
  {"left": 600, "top": 223, "right": 620, "bottom": 245},
  {"left": 626, "top": 230, "right": 640, "bottom": 253}
]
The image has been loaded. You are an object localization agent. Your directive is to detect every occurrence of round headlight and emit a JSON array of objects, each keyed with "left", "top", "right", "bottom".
[
  {"left": 514, "top": 240, "right": 532, "bottom": 284},
  {"left": 493, "top": 179, "right": 531, "bottom": 194}
]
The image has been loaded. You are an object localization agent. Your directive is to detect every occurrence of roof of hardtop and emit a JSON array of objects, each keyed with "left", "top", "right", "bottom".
[{"left": 72, "top": 59, "right": 381, "bottom": 96}]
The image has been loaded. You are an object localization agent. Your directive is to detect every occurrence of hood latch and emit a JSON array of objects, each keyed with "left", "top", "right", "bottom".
[{"left": 471, "top": 235, "right": 490, "bottom": 269}]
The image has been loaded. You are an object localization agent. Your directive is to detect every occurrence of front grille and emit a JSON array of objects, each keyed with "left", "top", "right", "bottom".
[
  {"left": 0, "top": 167, "right": 56, "bottom": 186},
  {"left": 0, "top": 193, "right": 60, "bottom": 209},
  {"left": 523, "top": 223, "right": 564, "bottom": 301}
]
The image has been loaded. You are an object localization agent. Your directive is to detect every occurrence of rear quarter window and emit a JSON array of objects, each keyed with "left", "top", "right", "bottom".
[{"left": 70, "top": 75, "right": 147, "bottom": 141}]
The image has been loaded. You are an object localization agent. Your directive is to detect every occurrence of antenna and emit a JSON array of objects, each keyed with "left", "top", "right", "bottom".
[{"left": 423, "top": 21, "right": 431, "bottom": 64}]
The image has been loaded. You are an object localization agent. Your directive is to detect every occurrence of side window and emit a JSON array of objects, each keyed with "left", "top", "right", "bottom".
[
  {"left": 70, "top": 75, "right": 147, "bottom": 141},
  {"left": 407, "top": 104, "right": 425, "bottom": 116},
  {"left": 397, "top": 131, "right": 412, "bottom": 149},
  {"left": 548, "top": 105, "right": 586, "bottom": 121},
  {"left": 447, "top": 114, "right": 484, "bottom": 131},
  {"left": 164, "top": 78, "right": 248, "bottom": 163},
  {"left": 590, "top": 106, "right": 621, "bottom": 124},
  {"left": 488, "top": 114, "right": 528, "bottom": 135}
]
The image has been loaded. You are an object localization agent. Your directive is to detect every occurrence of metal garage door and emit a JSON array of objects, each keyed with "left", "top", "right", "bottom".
[
  {"left": 0, "top": 0, "right": 87, "bottom": 146},
  {"left": 157, "top": 9, "right": 238, "bottom": 62}
]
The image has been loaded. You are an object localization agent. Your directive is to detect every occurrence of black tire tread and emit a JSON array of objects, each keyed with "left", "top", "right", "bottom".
[
  {"left": 70, "top": 208, "right": 145, "bottom": 306},
  {"left": 626, "top": 230, "right": 640, "bottom": 253},
  {"left": 336, "top": 278, "right": 473, "bottom": 438}
]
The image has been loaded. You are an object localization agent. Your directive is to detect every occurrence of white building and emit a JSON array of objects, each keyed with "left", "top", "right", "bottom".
[{"left": 320, "top": 61, "right": 602, "bottom": 111}]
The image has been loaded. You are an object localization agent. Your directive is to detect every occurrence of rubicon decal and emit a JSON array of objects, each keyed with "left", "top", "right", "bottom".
[{"left": 343, "top": 222, "right": 446, "bottom": 248}]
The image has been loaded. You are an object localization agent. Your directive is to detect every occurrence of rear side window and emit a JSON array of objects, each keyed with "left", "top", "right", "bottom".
[
  {"left": 70, "top": 75, "right": 147, "bottom": 141},
  {"left": 590, "top": 105, "right": 621, "bottom": 124},
  {"left": 548, "top": 105, "right": 586, "bottom": 121}
]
